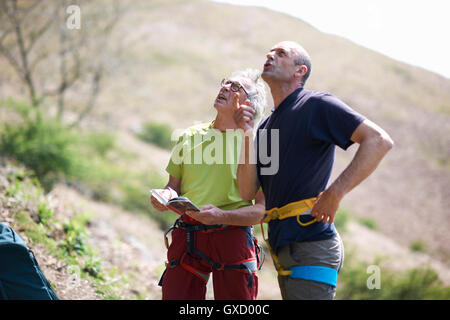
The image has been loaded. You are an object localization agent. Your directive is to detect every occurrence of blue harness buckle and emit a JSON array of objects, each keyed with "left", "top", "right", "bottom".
[{"left": 289, "top": 265, "right": 338, "bottom": 287}]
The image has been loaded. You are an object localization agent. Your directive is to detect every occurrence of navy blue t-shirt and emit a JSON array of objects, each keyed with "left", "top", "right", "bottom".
[{"left": 256, "top": 88, "right": 365, "bottom": 252}]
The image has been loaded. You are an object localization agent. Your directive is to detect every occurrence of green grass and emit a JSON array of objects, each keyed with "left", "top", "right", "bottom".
[
  {"left": 136, "top": 121, "right": 174, "bottom": 150},
  {"left": 336, "top": 254, "right": 450, "bottom": 300},
  {"left": 358, "top": 217, "right": 378, "bottom": 230},
  {"left": 334, "top": 207, "right": 351, "bottom": 233},
  {"left": 410, "top": 240, "right": 427, "bottom": 253},
  {"left": 0, "top": 111, "right": 80, "bottom": 191}
]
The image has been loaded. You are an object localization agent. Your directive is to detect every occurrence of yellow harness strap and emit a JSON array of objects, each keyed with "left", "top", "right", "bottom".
[
  {"left": 263, "top": 197, "right": 317, "bottom": 226},
  {"left": 261, "top": 197, "right": 317, "bottom": 276}
]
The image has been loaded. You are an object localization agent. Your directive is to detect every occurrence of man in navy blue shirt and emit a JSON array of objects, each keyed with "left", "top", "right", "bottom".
[{"left": 235, "top": 41, "right": 394, "bottom": 299}]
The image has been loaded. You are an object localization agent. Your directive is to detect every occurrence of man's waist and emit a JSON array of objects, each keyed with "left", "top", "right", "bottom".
[
  {"left": 178, "top": 215, "right": 251, "bottom": 231},
  {"left": 264, "top": 197, "right": 317, "bottom": 223},
  {"left": 268, "top": 220, "right": 336, "bottom": 254}
]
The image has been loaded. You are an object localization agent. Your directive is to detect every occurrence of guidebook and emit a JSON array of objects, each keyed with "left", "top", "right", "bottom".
[{"left": 151, "top": 189, "right": 200, "bottom": 215}]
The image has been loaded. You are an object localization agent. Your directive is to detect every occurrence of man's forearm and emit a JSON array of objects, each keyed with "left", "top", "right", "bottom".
[
  {"left": 219, "top": 203, "right": 266, "bottom": 226},
  {"left": 186, "top": 202, "right": 265, "bottom": 226},
  {"left": 311, "top": 120, "right": 393, "bottom": 223},
  {"left": 237, "top": 130, "right": 260, "bottom": 201}
]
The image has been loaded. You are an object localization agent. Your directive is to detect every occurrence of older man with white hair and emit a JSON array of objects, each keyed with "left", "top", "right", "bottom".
[{"left": 151, "top": 68, "right": 267, "bottom": 300}]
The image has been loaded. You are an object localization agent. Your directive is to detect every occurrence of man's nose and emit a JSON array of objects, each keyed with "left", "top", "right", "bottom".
[
  {"left": 219, "top": 86, "right": 230, "bottom": 95},
  {"left": 266, "top": 51, "right": 274, "bottom": 60}
]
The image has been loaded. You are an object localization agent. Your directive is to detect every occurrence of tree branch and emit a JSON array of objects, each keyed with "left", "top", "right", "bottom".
[
  {"left": 7, "top": 0, "right": 38, "bottom": 106},
  {"left": 69, "top": 64, "right": 103, "bottom": 128},
  {"left": 25, "top": 14, "right": 55, "bottom": 55}
]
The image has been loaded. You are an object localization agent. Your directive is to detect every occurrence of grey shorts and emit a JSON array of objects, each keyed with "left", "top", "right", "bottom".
[{"left": 275, "top": 233, "right": 344, "bottom": 300}]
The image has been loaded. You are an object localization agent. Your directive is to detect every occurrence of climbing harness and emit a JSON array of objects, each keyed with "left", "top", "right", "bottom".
[
  {"left": 161, "top": 218, "right": 265, "bottom": 288},
  {"left": 261, "top": 197, "right": 338, "bottom": 287}
]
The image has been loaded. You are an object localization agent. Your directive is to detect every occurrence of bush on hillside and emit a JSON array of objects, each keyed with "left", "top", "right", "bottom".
[
  {"left": 0, "top": 109, "right": 80, "bottom": 191},
  {"left": 337, "top": 256, "right": 450, "bottom": 300},
  {"left": 0, "top": 100, "right": 120, "bottom": 193},
  {"left": 137, "top": 121, "right": 174, "bottom": 150}
]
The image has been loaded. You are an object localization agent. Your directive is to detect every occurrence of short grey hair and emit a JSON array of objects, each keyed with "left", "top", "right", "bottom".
[
  {"left": 293, "top": 46, "right": 312, "bottom": 85},
  {"left": 230, "top": 68, "right": 267, "bottom": 121}
]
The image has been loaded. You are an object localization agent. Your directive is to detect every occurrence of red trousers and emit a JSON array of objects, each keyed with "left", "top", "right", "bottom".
[{"left": 161, "top": 222, "right": 259, "bottom": 300}]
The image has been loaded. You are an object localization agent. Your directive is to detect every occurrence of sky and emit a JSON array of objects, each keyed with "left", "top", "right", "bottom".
[{"left": 212, "top": 0, "right": 450, "bottom": 79}]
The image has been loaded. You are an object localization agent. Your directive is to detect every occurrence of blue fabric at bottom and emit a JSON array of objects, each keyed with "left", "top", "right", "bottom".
[{"left": 289, "top": 265, "right": 338, "bottom": 287}]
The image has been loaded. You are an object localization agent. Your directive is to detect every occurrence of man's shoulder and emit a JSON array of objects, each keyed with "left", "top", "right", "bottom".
[
  {"left": 179, "top": 122, "right": 212, "bottom": 137},
  {"left": 299, "top": 90, "right": 348, "bottom": 114},
  {"left": 187, "top": 122, "right": 212, "bottom": 132},
  {"left": 302, "top": 89, "right": 337, "bottom": 103}
]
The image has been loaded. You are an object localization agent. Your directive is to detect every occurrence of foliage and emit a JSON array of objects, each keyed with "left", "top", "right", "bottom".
[
  {"left": 334, "top": 207, "right": 350, "bottom": 233},
  {"left": 80, "top": 132, "right": 116, "bottom": 158},
  {"left": 0, "top": 105, "right": 80, "bottom": 190},
  {"left": 60, "top": 215, "right": 91, "bottom": 257},
  {"left": 137, "top": 121, "right": 174, "bottom": 150},
  {"left": 336, "top": 254, "right": 450, "bottom": 300},
  {"left": 37, "top": 200, "right": 55, "bottom": 226},
  {"left": 358, "top": 217, "right": 378, "bottom": 230},
  {"left": 83, "top": 257, "right": 105, "bottom": 280},
  {"left": 410, "top": 240, "right": 427, "bottom": 253},
  {"left": 0, "top": 164, "right": 122, "bottom": 296}
]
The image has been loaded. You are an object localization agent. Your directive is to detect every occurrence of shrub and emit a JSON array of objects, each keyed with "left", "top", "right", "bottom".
[
  {"left": 410, "top": 240, "right": 427, "bottom": 253},
  {"left": 79, "top": 131, "right": 116, "bottom": 158},
  {"left": 60, "top": 216, "right": 89, "bottom": 257},
  {"left": 137, "top": 121, "right": 174, "bottom": 150},
  {"left": 0, "top": 101, "right": 121, "bottom": 196},
  {"left": 336, "top": 255, "right": 450, "bottom": 299},
  {"left": 0, "top": 109, "right": 80, "bottom": 191},
  {"left": 358, "top": 217, "right": 378, "bottom": 230},
  {"left": 37, "top": 200, "right": 55, "bottom": 226}
]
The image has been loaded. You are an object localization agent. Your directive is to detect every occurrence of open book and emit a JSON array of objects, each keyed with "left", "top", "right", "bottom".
[{"left": 151, "top": 189, "right": 200, "bottom": 215}]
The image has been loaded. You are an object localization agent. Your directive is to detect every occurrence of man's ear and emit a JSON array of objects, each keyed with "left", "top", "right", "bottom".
[{"left": 294, "top": 65, "right": 307, "bottom": 80}]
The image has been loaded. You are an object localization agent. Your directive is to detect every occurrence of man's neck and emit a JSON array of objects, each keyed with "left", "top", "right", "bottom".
[
  {"left": 269, "top": 81, "right": 303, "bottom": 110},
  {"left": 213, "top": 113, "right": 238, "bottom": 132}
]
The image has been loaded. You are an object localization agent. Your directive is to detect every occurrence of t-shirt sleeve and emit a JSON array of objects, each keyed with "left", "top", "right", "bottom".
[
  {"left": 165, "top": 135, "right": 185, "bottom": 179},
  {"left": 166, "top": 158, "right": 181, "bottom": 179},
  {"left": 309, "top": 93, "right": 366, "bottom": 150}
]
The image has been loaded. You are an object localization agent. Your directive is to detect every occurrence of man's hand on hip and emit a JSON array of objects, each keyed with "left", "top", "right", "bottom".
[{"left": 310, "top": 188, "right": 342, "bottom": 224}]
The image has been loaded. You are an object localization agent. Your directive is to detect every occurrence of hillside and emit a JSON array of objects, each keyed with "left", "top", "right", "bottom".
[{"left": 0, "top": 0, "right": 449, "bottom": 299}]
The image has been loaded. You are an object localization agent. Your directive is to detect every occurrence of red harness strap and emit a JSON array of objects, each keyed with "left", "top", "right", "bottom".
[{"left": 163, "top": 218, "right": 264, "bottom": 288}]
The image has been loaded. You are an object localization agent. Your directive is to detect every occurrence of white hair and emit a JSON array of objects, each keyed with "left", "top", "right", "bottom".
[{"left": 230, "top": 68, "right": 267, "bottom": 121}]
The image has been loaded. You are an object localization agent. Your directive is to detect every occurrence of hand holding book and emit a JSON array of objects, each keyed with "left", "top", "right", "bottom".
[
  {"left": 150, "top": 188, "right": 200, "bottom": 215},
  {"left": 150, "top": 187, "right": 177, "bottom": 212}
]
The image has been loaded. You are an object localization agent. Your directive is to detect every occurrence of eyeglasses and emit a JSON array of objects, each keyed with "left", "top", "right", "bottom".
[{"left": 220, "top": 78, "right": 249, "bottom": 96}]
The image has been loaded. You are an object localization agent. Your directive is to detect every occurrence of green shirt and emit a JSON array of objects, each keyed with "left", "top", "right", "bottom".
[{"left": 166, "top": 122, "right": 252, "bottom": 210}]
